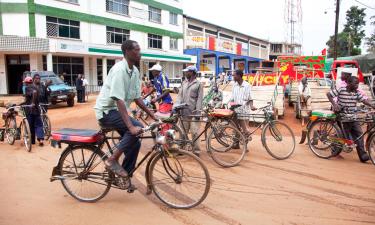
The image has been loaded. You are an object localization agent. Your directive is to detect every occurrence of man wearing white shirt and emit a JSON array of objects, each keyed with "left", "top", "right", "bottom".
[
  {"left": 82, "top": 75, "right": 88, "bottom": 102},
  {"left": 298, "top": 77, "right": 311, "bottom": 110}
]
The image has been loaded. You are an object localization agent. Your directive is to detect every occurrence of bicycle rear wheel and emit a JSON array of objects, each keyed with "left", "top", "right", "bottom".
[
  {"left": 21, "top": 119, "right": 32, "bottom": 152},
  {"left": 59, "top": 146, "right": 112, "bottom": 203},
  {"left": 5, "top": 117, "right": 17, "bottom": 145},
  {"left": 42, "top": 115, "right": 52, "bottom": 140},
  {"left": 149, "top": 149, "right": 210, "bottom": 209},
  {"left": 207, "top": 124, "right": 246, "bottom": 167},
  {"left": 365, "top": 133, "right": 375, "bottom": 165},
  {"left": 262, "top": 121, "right": 295, "bottom": 160}
]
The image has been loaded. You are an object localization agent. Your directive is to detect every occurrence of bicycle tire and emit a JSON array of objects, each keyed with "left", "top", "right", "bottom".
[
  {"left": 149, "top": 149, "right": 210, "bottom": 209},
  {"left": 307, "top": 120, "right": 342, "bottom": 159},
  {"left": 59, "top": 146, "right": 112, "bottom": 203},
  {"left": 42, "top": 115, "right": 52, "bottom": 140},
  {"left": 262, "top": 121, "right": 295, "bottom": 160},
  {"left": 5, "top": 117, "right": 17, "bottom": 145},
  {"left": 207, "top": 124, "right": 246, "bottom": 167},
  {"left": 21, "top": 119, "right": 32, "bottom": 152}
]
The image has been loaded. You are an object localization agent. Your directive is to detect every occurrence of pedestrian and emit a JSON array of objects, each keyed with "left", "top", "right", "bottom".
[
  {"left": 149, "top": 64, "right": 173, "bottom": 113},
  {"left": 76, "top": 74, "right": 83, "bottom": 103},
  {"left": 34, "top": 75, "right": 51, "bottom": 112},
  {"left": 327, "top": 76, "right": 375, "bottom": 163},
  {"left": 82, "top": 75, "right": 88, "bottom": 102},
  {"left": 24, "top": 75, "right": 45, "bottom": 146},
  {"left": 298, "top": 77, "right": 312, "bottom": 111},
  {"left": 175, "top": 65, "right": 204, "bottom": 156}
]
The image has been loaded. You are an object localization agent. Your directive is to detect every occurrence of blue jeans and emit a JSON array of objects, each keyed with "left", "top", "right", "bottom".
[
  {"left": 26, "top": 114, "right": 44, "bottom": 144},
  {"left": 98, "top": 110, "right": 143, "bottom": 174}
]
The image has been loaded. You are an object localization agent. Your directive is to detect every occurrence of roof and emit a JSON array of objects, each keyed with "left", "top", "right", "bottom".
[{"left": 184, "top": 15, "right": 270, "bottom": 44}]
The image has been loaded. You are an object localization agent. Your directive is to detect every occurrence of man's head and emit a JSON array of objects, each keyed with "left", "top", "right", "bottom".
[
  {"left": 347, "top": 76, "right": 359, "bottom": 92},
  {"left": 301, "top": 77, "right": 308, "bottom": 85},
  {"left": 121, "top": 40, "right": 141, "bottom": 63},
  {"left": 341, "top": 72, "right": 351, "bottom": 82},
  {"left": 149, "top": 64, "right": 162, "bottom": 77},
  {"left": 182, "top": 65, "right": 197, "bottom": 80},
  {"left": 78, "top": 74, "right": 82, "bottom": 79},
  {"left": 33, "top": 74, "right": 41, "bottom": 85},
  {"left": 233, "top": 69, "right": 244, "bottom": 83}
]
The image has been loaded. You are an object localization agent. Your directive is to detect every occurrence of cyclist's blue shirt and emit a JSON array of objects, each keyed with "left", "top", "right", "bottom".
[{"left": 153, "top": 73, "right": 173, "bottom": 104}]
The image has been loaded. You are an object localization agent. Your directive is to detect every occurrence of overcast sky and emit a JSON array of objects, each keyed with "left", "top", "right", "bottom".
[{"left": 182, "top": 0, "right": 375, "bottom": 56}]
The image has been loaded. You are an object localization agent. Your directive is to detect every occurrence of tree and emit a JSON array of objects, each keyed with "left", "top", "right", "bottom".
[
  {"left": 366, "top": 16, "right": 375, "bottom": 53},
  {"left": 326, "top": 6, "right": 366, "bottom": 57}
]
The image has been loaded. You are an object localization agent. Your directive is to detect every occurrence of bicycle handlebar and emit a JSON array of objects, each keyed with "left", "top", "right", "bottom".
[{"left": 141, "top": 120, "right": 163, "bottom": 133}]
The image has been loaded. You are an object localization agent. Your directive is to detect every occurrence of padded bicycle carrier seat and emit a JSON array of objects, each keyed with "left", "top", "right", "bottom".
[{"left": 51, "top": 128, "right": 103, "bottom": 145}]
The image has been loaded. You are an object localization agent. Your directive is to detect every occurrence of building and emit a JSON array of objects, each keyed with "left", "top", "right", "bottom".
[
  {"left": 269, "top": 42, "right": 302, "bottom": 60},
  {"left": 183, "top": 15, "right": 270, "bottom": 75},
  {"left": 0, "top": 0, "right": 196, "bottom": 94}
]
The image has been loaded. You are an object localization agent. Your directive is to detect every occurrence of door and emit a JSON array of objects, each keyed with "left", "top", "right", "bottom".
[{"left": 6, "top": 55, "right": 30, "bottom": 94}]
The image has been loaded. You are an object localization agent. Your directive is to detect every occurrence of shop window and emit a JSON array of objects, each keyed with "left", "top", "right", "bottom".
[
  {"left": 43, "top": 56, "right": 84, "bottom": 86},
  {"left": 148, "top": 34, "right": 162, "bottom": 49},
  {"left": 106, "top": 0, "right": 129, "bottom": 15},
  {"left": 106, "top": 26, "right": 130, "bottom": 44},
  {"left": 46, "top": 16, "right": 80, "bottom": 39},
  {"left": 149, "top": 6, "right": 161, "bottom": 23},
  {"left": 97, "top": 59, "right": 116, "bottom": 86}
]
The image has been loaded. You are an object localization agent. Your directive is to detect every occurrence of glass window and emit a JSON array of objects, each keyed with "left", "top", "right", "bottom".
[
  {"left": 51, "top": 56, "right": 84, "bottom": 86},
  {"left": 149, "top": 6, "right": 161, "bottom": 23},
  {"left": 170, "top": 38, "right": 178, "bottom": 50},
  {"left": 46, "top": 16, "right": 80, "bottom": 39},
  {"left": 148, "top": 34, "right": 162, "bottom": 49},
  {"left": 169, "top": 12, "right": 178, "bottom": 25},
  {"left": 106, "top": 26, "right": 130, "bottom": 44},
  {"left": 106, "top": 0, "right": 129, "bottom": 15}
]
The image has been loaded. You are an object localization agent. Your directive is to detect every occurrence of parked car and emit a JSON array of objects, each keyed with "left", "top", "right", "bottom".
[{"left": 30, "top": 71, "right": 76, "bottom": 107}]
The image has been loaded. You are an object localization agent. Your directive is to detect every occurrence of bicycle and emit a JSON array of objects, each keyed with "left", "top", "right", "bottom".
[
  {"left": 223, "top": 103, "right": 296, "bottom": 160},
  {"left": 50, "top": 121, "right": 210, "bottom": 209},
  {"left": 306, "top": 107, "right": 375, "bottom": 164},
  {"left": 2, "top": 104, "right": 32, "bottom": 152},
  {"left": 39, "top": 104, "right": 52, "bottom": 140},
  {"left": 162, "top": 103, "right": 247, "bottom": 168}
]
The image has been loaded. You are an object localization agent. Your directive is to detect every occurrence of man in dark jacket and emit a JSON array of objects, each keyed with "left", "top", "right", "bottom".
[{"left": 76, "top": 74, "right": 83, "bottom": 103}]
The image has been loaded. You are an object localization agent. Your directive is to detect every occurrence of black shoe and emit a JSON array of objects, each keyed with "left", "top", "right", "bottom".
[
  {"left": 232, "top": 143, "right": 240, "bottom": 149},
  {"left": 359, "top": 152, "right": 370, "bottom": 163}
]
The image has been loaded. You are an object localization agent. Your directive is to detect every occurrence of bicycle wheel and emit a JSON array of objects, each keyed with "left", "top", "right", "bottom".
[
  {"left": 262, "top": 121, "right": 295, "bottom": 160},
  {"left": 207, "top": 124, "right": 246, "bottom": 167},
  {"left": 5, "top": 117, "right": 17, "bottom": 145},
  {"left": 42, "top": 115, "right": 52, "bottom": 140},
  {"left": 59, "top": 146, "right": 112, "bottom": 203},
  {"left": 307, "top": 120, "right": 342, "bottom": 159},
  {"left": 149, "top": 149, "right": 210, "bottom": 209},
  {"left": 21, "top": 119, "right": 32, "bottom": 152},
  {"left": 365, "top": 133, "right": 375, "bottom": 165}
]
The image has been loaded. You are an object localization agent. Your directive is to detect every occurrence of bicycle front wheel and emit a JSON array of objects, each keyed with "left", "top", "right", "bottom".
[
  {"left": 207, "top": 124, "right": 247, "bottom": 167},
  {"left": 262, "top": 121, "right": 295, "bottom": 160},
  {"left": 5, "top": 117, "right": 17, "bottom": 145},
  {"left": 365, "top": 133, "right": 375, "bottom": 165},
  {"left": 21, "top": 119, "right": 32, "bottom": 152},
  {"left": 42, "top": 115, "right": 52, "bottom": 140},
  {"left": 149, "top": 149, "right": 210, "bottom": 209},
  {"left": 59, "top": 146, "right": 112, "bottom": 203}
]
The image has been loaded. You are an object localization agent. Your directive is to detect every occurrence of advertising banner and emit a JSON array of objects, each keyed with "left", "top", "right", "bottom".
[{"left": 186, "top": 36, "right": 205, "bottom": 48}]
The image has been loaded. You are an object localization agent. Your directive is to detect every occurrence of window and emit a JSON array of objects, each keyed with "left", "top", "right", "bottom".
[
  {"left": 46, "top": 16, "right": 80, "bottom": 39},
  {"left": 169, "top": 12, "right": 178, "bottom": 25},
  {"left": 261, "top": 45, "right": 267, "bottom": 49},
  {"left": 97, "top": 59, "right": 116, "bottom": 86},
  {"left": 106, "top": 0, "right": 129, "bottom": 15},
  {"left": 148, "top": 34, "right": 162, "bottom": 49},
  {"left": 42, "top": 56, "right": 84, "bottom": 86},
  {"left": 149, "top": 6, "right": 161, "bottom": 23},
  {"left": 220, "top": 33, "right": 233, "bottom": 40},
  {"left": 170, "top": 38, "right": 178, "bottom": 50},
  {"left": 250, "top": 42, "right": 260, "bottom": 46},
  {"left": 106, "top": 26, "right": 130, "bottom": 44},
  {"left": 205, "top": 29, "right": 217, "bottom": 36},
  {"left": 188, "top": 24, "right": 203, "bottom": 32}
]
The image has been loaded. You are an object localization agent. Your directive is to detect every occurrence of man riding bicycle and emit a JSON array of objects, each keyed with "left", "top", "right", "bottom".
[
  {"left": 94, "top": 40, "right": 156, "bottom": 179},
  {"left": 327, "top": 76, "right": 375, "bottom": 163}
]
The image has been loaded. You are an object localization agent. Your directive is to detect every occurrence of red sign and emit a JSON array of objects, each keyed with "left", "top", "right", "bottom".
[{"left": 208, "top": 37, "right": 215, "bottom": 50}]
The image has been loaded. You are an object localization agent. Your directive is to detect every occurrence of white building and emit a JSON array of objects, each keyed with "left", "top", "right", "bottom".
[{"left": 0, "top": 0, "right": 196, "bottom": 94}]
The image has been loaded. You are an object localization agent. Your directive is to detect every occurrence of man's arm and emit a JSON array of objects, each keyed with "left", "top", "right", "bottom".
[
  {"left": 326, "top": 91, "right": 340, "bottom": 111},
  {"left": 175, "top": 84, "right": 183, "bottom": 105},
  {"left": 195, "top": 83, "right": 204, "bottom": 112},
  {"left": 135, "top": 98, "right": 156, "bottom": 120},
  {"left": 116, "top": 99, "right": 142, "bottom": 135}
]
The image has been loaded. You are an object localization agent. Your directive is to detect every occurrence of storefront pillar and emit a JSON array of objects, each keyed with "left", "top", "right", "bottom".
[
  {"left": 47, "top": 53, "right": 53, "bottom": 72},
  {"left": 102, "top": 57, "right": 107, "bottom": 82}
]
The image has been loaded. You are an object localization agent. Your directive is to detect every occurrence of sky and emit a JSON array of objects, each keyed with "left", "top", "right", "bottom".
[{"left": 182, "top": 0, "right": 375, "bottom": 56}]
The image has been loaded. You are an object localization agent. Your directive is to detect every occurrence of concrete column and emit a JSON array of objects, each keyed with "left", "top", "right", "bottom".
[
  {"left": 47, "top": 53, "right": 53, "bottom": 71},
  {"left": 102, "top": 57, "right": 107, "bottom": 82},
  {"left": 84, "top": 56, "right": 90, "bottom": 82},
  {"left": 215, "top": 55, "right": 220, "bottom": 75},
  {"left": 92, "top": 57, "right": 98, "bottom": 86},
  {"left": 196, "top": 49, "right": 201, "bottom": 71},
  {"left": 0, "top": 54, "right": 7, "bottom": 94},
  {"left": 29, "top": 54, "right": 38, "bottom": 71}
]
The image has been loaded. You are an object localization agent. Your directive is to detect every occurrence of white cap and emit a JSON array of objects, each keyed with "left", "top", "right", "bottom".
[{"left": 148, "top": 64, "right": 162, "bottom": 71}]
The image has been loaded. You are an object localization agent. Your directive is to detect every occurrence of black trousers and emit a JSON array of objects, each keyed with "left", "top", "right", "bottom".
[
  {"left": 77, "top": 89, "right": 83, "bottom": 103},
  {"left": 342, "top": 121, "right": 367, "bottom": 158}
]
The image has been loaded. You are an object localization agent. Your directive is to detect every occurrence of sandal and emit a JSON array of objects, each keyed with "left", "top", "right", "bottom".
[{"left": 105, "top": 160, "right": 128, "bottom": 178}]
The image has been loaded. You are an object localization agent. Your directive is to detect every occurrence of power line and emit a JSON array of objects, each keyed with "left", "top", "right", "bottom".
[{"left": 354, "top": 0, "right": 375, "bottom": 10}]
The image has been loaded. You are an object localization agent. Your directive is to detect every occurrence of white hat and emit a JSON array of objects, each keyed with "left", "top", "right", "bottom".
[{"left": 149, "top": 64, "right": 162, "bottom": 71}]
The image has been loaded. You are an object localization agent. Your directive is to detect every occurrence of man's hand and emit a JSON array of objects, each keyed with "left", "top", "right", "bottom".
[
  {"left": 151, "top": 98, "right": 157, "bottom": 104},
  {"left": 129, "top": 126, "right": 142, "bottom": 135},
  {"left": 250, "top": 106, "right": 257, "bottom": 111},
  {"left": 332, "top": 103, "right": 340, "bottom": 112}
]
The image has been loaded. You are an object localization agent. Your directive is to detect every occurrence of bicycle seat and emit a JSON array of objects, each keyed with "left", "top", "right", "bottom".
[
  {"left": 229, "top": 103, "right": 242, "bottom": 111},
  {"left": 209, "top": 109, "right": 233, "bottom": 117},
  {"left": 155, "top": 111, "right": 172, "bottom": 119},
  {"left": 173, "top": 103, "right": 189, "bottom": 111},
  {"left": 51, "top": 128, "right": 103, "bottom": 144}
]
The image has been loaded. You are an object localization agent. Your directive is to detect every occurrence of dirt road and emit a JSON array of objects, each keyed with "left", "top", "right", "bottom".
[{"left": 0, "top": 97, "right": 374, "bottom": 225}]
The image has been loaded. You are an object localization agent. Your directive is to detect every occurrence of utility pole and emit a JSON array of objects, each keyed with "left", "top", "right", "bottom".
[{"left": 333, "top": 0, "right": 340, "bottom": 59}]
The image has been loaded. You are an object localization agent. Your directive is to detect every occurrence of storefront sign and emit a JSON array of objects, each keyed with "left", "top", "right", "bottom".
[
  {"left": 186, "top": 36, "right": 205, "bottom": 48},
  {"left": 57, "top": 42, "right": 87, "bottom": 54},
  {"left": 216, "top": 39, "right": 234, "bottom": 53},
  {"left": 243, "top": 74, "right": 290, "bottom": 86}
]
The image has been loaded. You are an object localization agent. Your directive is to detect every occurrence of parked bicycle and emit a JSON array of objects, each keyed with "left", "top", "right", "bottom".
[
  {"left": 50, "top": 121, "right": 210, "bottom": 209},
  {"left": 2, "top": 104, "right": 32, "bottom": 152},
  {"left": 39, "top": 103, "right": 52, "bottom": 140}
]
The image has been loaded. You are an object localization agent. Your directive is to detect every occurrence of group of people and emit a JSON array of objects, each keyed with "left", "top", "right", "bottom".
[
  {"left": 75, "top": 74, "right": 88, "bottom": 103},
  {"left": 22, "top": 74, "right": 51, "bottom": 146}
]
